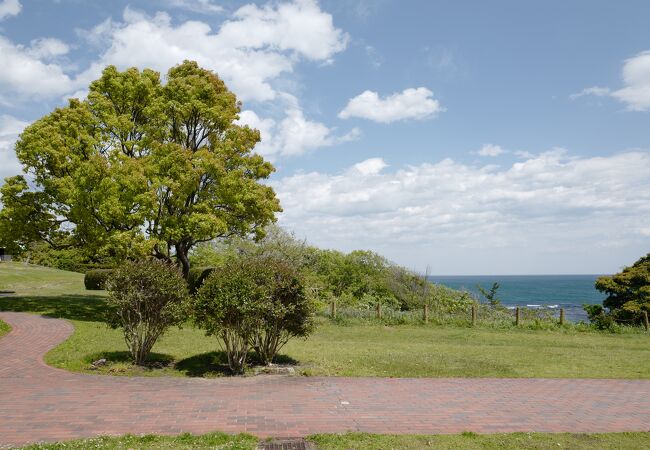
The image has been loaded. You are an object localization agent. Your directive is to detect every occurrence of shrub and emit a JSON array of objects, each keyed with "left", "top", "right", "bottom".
[
  {"left": 84, "top": 269, "right": 114, "bottom": 290},
  {"left": 192, "top": 255, "right": 313, "bottom": 372},
  {"left": 193, "top": 257, "right": 264, "bottom": 374},
  {"left": 250, "top": 257, "right": 313, "bottom": 365},
  {"left": 583, "top": 304, "right": 616, "bottom": 331},
  {"left": 187, "top": 266, "right": 216, "bottom": 294},
  {"left": 105, "top": 260, "right": 188, "bottom": 365}
]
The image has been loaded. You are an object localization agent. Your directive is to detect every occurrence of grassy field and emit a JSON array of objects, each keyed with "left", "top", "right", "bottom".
[
  {"left": 16, "top": 431, "right": 650, "bottom": 449},
  {"left": 1, "top": 262, "right": 649, "bottom": 379}
]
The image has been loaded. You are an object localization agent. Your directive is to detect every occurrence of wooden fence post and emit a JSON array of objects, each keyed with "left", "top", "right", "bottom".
[
  {"left": 331, "top": 299, "right": 337, "bottom": 319},
  {"left": 376, "top": 302, "right": 382, "bottom": 319},
  {"left": 559, "top": 308, "right": 565, "bottom": 326},
  {"left": 423, "top": 304, "right": 429, "bottom": 324},
  {"left": 471, "top": 304, "right": 477, "bottom": 326},
  {"left": 643, "top": 311, "right": 649, "bottom": 332},
  {"left": 515, "top": 307, "right": 520, "bottom": 326}
]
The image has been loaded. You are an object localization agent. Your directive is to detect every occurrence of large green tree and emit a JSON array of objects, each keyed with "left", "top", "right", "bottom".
[
  {"left": 0, "top": 61, "right": 281, "bottom": 276},
  {"left": 595, "top": 253, "right": 650, "bottom": 322}
]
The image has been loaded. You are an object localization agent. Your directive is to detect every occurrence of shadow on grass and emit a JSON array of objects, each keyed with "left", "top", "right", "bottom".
[
  {"left": 85, "top": 351, "right": 175, "bottom": 369},
  {"left": 0, "top": 294, "right": 108, "bottom": 322},
  {"left": 176, "top": 351, "right": 299, "bottom": 377}
]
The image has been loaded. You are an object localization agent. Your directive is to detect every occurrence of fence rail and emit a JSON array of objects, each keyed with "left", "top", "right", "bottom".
[{"left": 320, "top": 300, "right": 650, "bottom": 332}]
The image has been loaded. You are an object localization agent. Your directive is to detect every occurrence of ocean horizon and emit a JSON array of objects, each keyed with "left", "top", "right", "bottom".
[{"left": 428, "top": 274, "right": 607, "bottom": 322}]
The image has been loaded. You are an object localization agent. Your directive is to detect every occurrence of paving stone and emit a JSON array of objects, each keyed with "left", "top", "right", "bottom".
[{"left": 1, "top": 312, "right": 650, "bottom": 448}]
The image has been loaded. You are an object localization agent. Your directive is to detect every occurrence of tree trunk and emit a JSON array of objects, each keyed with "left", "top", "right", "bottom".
[{"left": 175, "top": 243, "right": 191, "bottom": 280}]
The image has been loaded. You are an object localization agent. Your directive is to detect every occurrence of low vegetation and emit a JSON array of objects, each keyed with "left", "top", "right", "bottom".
[
  {"left": 192, "top": 255, "right": 313, "bottom": 372},
  {"left": 587, "top": 253, "right": 650, "bottom": 329},
  {"left": 1, "top": 263, "right": 648, "bottom": 378},
  {"left": 15, "top": 431, "right": 650, "bottom": 450},
  {"left": 105, "top": 260, "right": 189, "bottom": 365},
  {"left": 0, "top": 318, "right": 10, "bottom": 338}
]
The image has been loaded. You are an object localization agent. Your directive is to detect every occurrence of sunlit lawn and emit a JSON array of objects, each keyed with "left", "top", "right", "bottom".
[
  {"left": 1, "top": 262, "right": 649, "bottom": 379},
  {"left": 15, "top": 431, "right": 650, "bottom": 450}
]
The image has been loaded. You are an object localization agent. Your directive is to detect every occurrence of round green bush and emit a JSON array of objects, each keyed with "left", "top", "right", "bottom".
[{"left": 84, "top": 269, "right": 114, "bottom": 290}]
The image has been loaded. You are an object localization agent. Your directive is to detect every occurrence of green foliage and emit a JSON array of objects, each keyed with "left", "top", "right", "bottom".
[
  {"left": 192, "top": 257, "right": 263, "bottom": 373},
  {"left": 106, "top": 259, "right": 188, "bottom": 365},
  {"left": 477, "top": 282, "right": 501, "bottom": 306},
  {"left": 583, "top": 304, "right": 617, "bottom": 331},
  {"left": 0, "top": 61, "right": 281, "bottom": 276},
  {"left": 84, "top": 269, "right": 115, "bottom": 290},
  {"left": 187, "top": 266, "right": 216, "bottom": 294},
  {"left": 249, "top": 256, "right": 314, "bottom": 365},
  {"left": 190, "top": 227, "right": 471, "bottom": 314},
  {"left": 25, "top": 243, "right": 88, "bottom": 273},
  {"left": 192, "top": 254, "right": 313, "bottom": 371},
  {"left": 595, "top": 253, "right": 650, "bottom": 324}
]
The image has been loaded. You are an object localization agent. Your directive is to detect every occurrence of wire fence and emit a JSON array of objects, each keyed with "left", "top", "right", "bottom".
[{"left": 317, "top": 300, "right": 650, "bottom": 333}]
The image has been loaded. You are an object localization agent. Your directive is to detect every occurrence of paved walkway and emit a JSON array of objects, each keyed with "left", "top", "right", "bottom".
[{"left": 1, "top": 312, "right": 650, "bottom": 447}]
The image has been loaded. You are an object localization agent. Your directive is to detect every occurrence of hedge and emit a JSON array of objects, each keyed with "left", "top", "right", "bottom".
[
  {"left": 84, "top": 269, "right": 114, "bottom": 290},
  {"left": 188, "top": 266, "right": 216, "bottom": 294}
]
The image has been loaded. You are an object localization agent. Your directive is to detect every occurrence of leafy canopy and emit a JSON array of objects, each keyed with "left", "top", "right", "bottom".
[
  {"left": 595, "top": 253, "right": 650, "bottom": 321},
  {"left": 0, "top": 61, "right": 281, "bottom": 276}
]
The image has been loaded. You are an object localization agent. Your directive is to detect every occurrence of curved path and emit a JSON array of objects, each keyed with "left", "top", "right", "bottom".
[{"left": 1, "top": 312, "right": 650, "bottom": 447}]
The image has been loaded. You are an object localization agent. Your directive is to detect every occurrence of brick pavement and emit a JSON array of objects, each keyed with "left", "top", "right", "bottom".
[{"left": 1, "top": 311, "right": 649, "bottom": 447}]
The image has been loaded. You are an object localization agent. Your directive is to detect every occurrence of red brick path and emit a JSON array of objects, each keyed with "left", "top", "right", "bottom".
[{"left": 1, "top": 312, "right": 649, "bottom": 447}]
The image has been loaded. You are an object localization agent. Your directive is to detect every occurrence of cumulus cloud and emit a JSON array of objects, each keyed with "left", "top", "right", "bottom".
[
  {"left": 572, "top": 51, "right": 650, "bottom": 111},
  {"left": 0, "top": 0, "right": 20, "bottom": 21},
  {"left": 0, "top": 114, "right": 28, "bottom": 180},
  {"left": 273, "top": 149, "right": 650, "bottom": 270},
  {"left": 611, "top": 51, "right": 650, "bottom": 111},
  {"left": 2, "top": 0, "right": 348, "bottom": 103},
  {"left": 238, "top": 103, "right": 360, "bottom": 159},
  {"left": 477, "top": 144, "right": 506, "bottom": 157},
  {"left": 338, "top": 87, "right": 444, "bottom": 123},
  {"left": 0, "top": 36, "right": 75, "bottom": 101},
  {"left": 0, "top": 1, "right": 351, "bottom": 158}
]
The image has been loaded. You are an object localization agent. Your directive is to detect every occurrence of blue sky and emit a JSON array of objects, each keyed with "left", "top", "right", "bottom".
[{"left": 0, "top": 0, "right": 649, "bottom": 274}]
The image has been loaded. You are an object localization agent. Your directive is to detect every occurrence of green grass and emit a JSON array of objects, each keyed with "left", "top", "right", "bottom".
[
  {"left": 14, "top": 432, "right": 650, "bottom": 449},
  {"left": 310, "top": 431, "right": 650, "bottom": 450},
  {"left": 1, "top": 262, "right": 649, "bottom": 378},
  {"left": 17, "top": 431, "right": 258, "bottom": 449},
  {"left": 0, "top": 318, "right": 10, "bottom": 338}
]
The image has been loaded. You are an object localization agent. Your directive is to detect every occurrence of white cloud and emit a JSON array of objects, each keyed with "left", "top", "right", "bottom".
[
  {"left": 339, "top": 87, "right": 444, "bottom": 123},
  {"left": 0, "top": 36, "right": 75, "bottom": 101},
  {"left": 0, "top": 114, "right": 28, "bottom": 180},
  {"left": 573, "top": 51, "right": 650, "bottom": 111},
  {"left": 273, "top": 149, "right": 650, "bottom": 270},
  {"left": 611, "top": 51, "right": 650, "bottom": 111},
  {"left": 0, "top": 1, "right": 351, "bottom": 158},
  {"left": 569, "top": 86, "right": 611, "bottom": 100},
  {"left": 0, "top": 0, "right": 20, "bottom": 21},
  {"left": 164, "top": 0, "right": 224, "bottom": 14},
  {"left": 238, "top": 104, "right": 360, "bottom": 159},
  {"left": 477, "top": 144, "right": 506, "bottom": 157},
  {"left": 27, "top": 38, "right": 70, "bottom": 59},
  {"left": 352, "top": 157, "right": 387, "bottom": 175},
  {"left": 2, "top": 0, "right": 348, "bottom": 103}
]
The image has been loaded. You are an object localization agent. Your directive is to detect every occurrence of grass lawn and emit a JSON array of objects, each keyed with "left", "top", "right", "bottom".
[
  {"left": 0, "top": 317, "right": 10, "bottom": 337},
  {"left": 1, "top": 262, "right": 649, "bottom": 378},
  {"left": 15, "top": 432, "right": 650, "bottom": 449}
]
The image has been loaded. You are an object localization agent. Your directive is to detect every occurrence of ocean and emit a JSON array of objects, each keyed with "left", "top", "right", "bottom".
[{"left": 428, "top": 275, "right": 607, "bottom": 322}]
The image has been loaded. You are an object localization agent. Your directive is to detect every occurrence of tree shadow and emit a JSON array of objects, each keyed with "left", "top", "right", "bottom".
[
  {"left": 175, "top": 351, "right": 233, "bottom": 377},
  {"left": 85, "top": 350, "right": 175, "bottom": 369},
  {"left": 176, "top": 351, "right": 300, "bottom": 377},
  {"left": 0, "top": 295, "right": 108, "bottom": 322}
]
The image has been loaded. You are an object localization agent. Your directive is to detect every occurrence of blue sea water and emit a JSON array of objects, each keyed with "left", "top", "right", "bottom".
[{"left": 428, "top": 275, "right": 607, "bottom": 322}]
